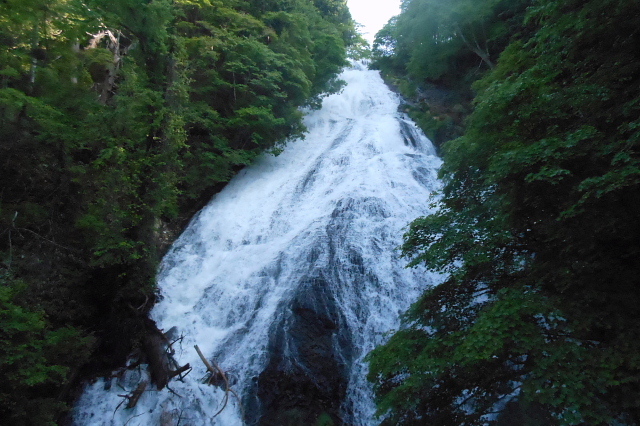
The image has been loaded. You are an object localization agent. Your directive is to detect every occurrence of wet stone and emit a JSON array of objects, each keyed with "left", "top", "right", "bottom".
[{"left": 253, "top": 276, "right": 352, "bottom": 426}]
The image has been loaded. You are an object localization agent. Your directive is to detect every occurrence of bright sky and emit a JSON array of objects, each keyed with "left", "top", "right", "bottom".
[{"left": 347, "top": 0, "right": 402, "bottom": 45}]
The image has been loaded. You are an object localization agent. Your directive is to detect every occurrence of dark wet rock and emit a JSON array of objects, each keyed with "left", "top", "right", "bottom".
[{"left": 253, "top": 276, "right": 352, "bottom": 426}]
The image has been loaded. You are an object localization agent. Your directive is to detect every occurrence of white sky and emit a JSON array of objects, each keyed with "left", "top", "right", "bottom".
[{"left": 347, "top": 0, "right": 402, "bottom": 45}]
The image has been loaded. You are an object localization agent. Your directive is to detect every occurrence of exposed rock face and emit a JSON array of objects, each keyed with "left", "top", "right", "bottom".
[{"left": 254, "top": 276, "right": 353, "bottom": 426}]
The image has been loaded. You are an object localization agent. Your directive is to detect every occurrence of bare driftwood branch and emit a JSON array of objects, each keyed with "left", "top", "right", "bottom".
[
  {"left": 193, "top": 344, "right": 247, "bottom": 423},
  {"left": 194, "top": 345, "right": 231, "bottom": 418},
  {"left": 115, "top": 380, "right": 148, "bottom": 415},
  {"left": 125, "top": 380, "right": 148, "bottom": 409},
  {"left": 168, "top": 363, "right": 191, "bottom": 380},
  {"left": 194, "top": 345, "right": 216, "bottom": 379},
  {"left": 166, "top": 383, "right": 183, "bottom": 398}
]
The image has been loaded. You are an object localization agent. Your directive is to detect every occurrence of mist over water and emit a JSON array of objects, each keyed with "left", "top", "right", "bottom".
[{"left": 73, "top": 62, "right": 442, "bottom": 425}]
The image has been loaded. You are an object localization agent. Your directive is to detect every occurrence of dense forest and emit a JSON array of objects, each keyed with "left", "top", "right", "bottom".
[
  {"left": 0, "top": 0, "right": 357, "bottom": 423},
  {"left": 368, "top": 0, "right": 640, "bottom": 425}
]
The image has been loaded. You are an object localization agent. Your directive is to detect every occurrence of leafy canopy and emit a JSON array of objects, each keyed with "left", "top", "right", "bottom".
[
  {"left": 368, "top": 0, "right": 640, "bottom": 424},
  {"left": 0, "top": 0, "right": 356, "bottom": 421}
]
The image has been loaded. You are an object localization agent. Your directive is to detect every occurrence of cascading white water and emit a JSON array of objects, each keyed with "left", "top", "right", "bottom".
[{"left": 73, "top": 62, "right": 442, "bottom": 425}]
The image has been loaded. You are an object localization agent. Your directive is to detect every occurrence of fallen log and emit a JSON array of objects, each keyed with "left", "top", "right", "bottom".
[{"left": 142, "top": 318, "right": 189, "bottom": 389}]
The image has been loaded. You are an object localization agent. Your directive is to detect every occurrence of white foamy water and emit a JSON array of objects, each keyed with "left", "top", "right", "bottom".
[{"left": 73, "top": 62, "right": 442, "bottom": 425}]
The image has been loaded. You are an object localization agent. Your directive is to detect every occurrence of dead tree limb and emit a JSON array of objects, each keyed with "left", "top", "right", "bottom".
[
  {"left": 194, "top": 345, "right": 216, "bottom": 379},
  {"left": 116, "top": 380, "right": 148, "bottom": 410},
  {"left": 166, "top": 383, "right": 183, "bottom": 399},
  {"left": 194, "top": 345, "right": 231, "bottom": 418},
  {"left": 168, "top": 363, "right": 191, "bottom": 381},
  {"left": 126, "top": 380, "right": 147, "bottom": 409}
]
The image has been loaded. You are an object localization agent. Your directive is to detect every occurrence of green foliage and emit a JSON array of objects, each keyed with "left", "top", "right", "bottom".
[
  {"left": 346, "top": 31, "right": 371, "bottom": 61},
  {"left": 0, "top": 0, "right": 356, "bottom": 420},
  {"left": 369, "top": 0, "right": 640, "bottom": 424},
  {"left": 372, "top": 0, "right": 528, "bottom": 83},
  {"left": 370, "top": 0, "right": 530, "bottom": 149},
  {"left": 0, "top": 273, "right": 94, "bottom": 425}
]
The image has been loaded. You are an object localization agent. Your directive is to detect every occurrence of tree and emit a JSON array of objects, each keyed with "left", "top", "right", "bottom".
[
  {"left": 369, "top": 0, "right": 640, "bottom": 424},
  {"left": 0, "top": 0, "right": 356, "bottom": 420},
  {"left": 373, "top": 0, "right": 527, "bottom": 83}
]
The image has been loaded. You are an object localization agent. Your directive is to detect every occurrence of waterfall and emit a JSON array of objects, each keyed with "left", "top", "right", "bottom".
[{"left": 72, "top": 62, "right": 442, "bottom": 425}]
